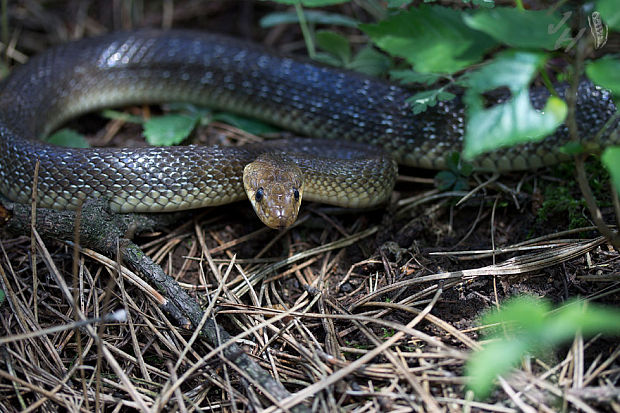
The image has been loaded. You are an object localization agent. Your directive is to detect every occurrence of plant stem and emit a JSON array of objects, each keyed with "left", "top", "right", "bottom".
[
  {"left": 575, "top": 155, "right": 620, "bottom": 248},
  {"left": 568, "top": 33, "right": 620, "bottom": 247},
  {"left": 295, "top": 2, "right": 315, "bottom": 59}
]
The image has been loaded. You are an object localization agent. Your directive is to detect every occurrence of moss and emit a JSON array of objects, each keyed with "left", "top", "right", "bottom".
[{"left": 536, "top": 160, "right": 611, "bottom": 229}]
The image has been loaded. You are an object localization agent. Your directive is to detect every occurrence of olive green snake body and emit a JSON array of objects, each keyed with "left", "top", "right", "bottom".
[{"left": 0, "top": 30, "right": 617, "bottom": 227}]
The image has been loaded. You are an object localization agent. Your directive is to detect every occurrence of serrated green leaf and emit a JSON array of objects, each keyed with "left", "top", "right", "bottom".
[
  {"left": 47, "top": 128, "right": 90, "bottom": 148},
  {"left": 597, "top": 0, "right": 620, "bottom": 30},
  {"left": 143, "top": 114, "right": 199, "bottom": 146},
  {"left": 406, "top": 87, "right": 456, "bottom": 114},
  {"left": 602, "top": 146, "right": 620, "bottom": 194},
  {"left": 437, "top": 90, "right": 456, "bottom": 101},
  {"left": 463, "top": 51, "right": 567, "bottom": 160},
  {"left": 463, "top": 8, "right": 565, "bottom": 50},
  {"left": 390, "top": 70, "right": 441, "bottom": 86},
  {"left": 361, "top": 5, "right": 497, "bottom": 74},
  {"left": 316, "top": 30, "right": 351, "bottom": 64},
  {"left": 260, "top": 10, "right": 358, "bottom": 28},
  {"left": 406, "top": 89, "right": 439, "bottom": 114},
  {"left": 346, "top": 46, "right": 391, "bottom": 76},
  {"left": 586, "top": 55, "right": 620, "bottom": 97}
]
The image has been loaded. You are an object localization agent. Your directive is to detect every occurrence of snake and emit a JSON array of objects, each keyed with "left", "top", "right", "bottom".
[{"left": 0, "top": 30, "right": 617, "bottom": 228}]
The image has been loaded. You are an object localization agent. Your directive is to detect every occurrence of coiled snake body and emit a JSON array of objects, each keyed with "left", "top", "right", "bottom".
[{"left": 0, "top": 30, "right": 617, "bottom": 227}]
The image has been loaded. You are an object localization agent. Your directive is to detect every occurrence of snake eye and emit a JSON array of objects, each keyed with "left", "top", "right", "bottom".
[
  {"left": 293, "top": 188, "right": 300, "bottom": 201},
  {"left": 255, "top": 187, "right": 264, "bottom": 202}
]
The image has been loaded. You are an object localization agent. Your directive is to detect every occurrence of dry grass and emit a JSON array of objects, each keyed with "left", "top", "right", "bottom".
[{"left": 1, "top": 1, "right": 619, "bottom": 411}]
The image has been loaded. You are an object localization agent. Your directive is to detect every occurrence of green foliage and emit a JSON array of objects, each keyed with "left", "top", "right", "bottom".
[
  {"left": 260, "top": 10, "right": 358, "bottom": 28},
  {"left": 315, "top": 30, "right": 391, "bottom": 76},
  {"left": 361, "top": 5, "right": 497, "bottom": 74},
  {"left": 264, "top": 0, "right": 349, "bottom": 6},
  {"left": 389, "top": 70, "right": 442, "bottom": 86},
  {"left": 463, "top": 0, "right": 495, "bottom": 7},
  {"left": 382, "top": 328, "right": 395, "bottom": 338},
  {"left": 385, "top": 0, "right": 413, "bottom": 8},
  {"left": 586, "top": 55, "right": 620, "bottom": 97},
  {"left": 315, "top": 30, "right": 351, "bottom": 63},
  {"left": 463, "top": 8, "right": 565, "bottom": 50},
  {"left": 345, "top": 46, "right": 391, "bottom": 76},
  {"left": 434, "top": 153, "right": 473, "bottom": 191},
  {"left": 0, "top": 289, "right": 5, "bottom": 305},
  {"left": 597, "top": 0, "right": 620, "bottom": 30},
  {"left": 537, "top": 185, "right": 588, "bottom": 229},
  {"left": 467, "top": 296, "right": 620, "bottom": 398},
  {"left": 602, "top": 147, "right": 620, "bottom": 194},
  {"left": 462, "top": 51, "right": 567, "bottom": 160},
  {"left": 407, "top": 88, "right": 456, "bottom": 115},
  {"left": 143, "top": 114, "right": 199, "bottom": 146},
  {"left": 46, "top": 128, "right": 90, "bottom": 148}
]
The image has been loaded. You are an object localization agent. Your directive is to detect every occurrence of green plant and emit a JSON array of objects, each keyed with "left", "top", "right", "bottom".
[
  {"left": 466, "top": 296, "right": 620, "bottom": 398},
  {"left": 268, "top": 0, "right": 620, "bottom": 245}
]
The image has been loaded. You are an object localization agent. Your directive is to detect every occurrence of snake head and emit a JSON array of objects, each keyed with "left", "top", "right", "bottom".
[{"left": 243, "top": 153, "right": 304, "bottom": 229}]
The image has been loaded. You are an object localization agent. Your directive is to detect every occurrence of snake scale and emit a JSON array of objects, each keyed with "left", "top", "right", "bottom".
[{"left": 0, "top": 30, "right": 617, "bottom": 228}]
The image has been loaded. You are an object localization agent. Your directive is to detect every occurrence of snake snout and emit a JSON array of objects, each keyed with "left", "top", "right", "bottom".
[{"left": 242, "top": 154, "right": 305, "bottom": 229}]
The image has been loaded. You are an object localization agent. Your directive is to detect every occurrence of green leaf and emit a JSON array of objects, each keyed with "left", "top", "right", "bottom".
[
  {"left": 406, "top": 88, "right": 456, "bottom": 115},
  {"left": 46, "top": 128, "right": 90, "bottom": 148},
  {"left": 462, "top": 51, "right": 567, "bottom": 160},
  {"left": 465, "top": 0, "right": 495, "bottom": 7},
  {"left": 386, "top": 0, "right": 413, "bottom": 8},
  {"left": 316, "top": 30, "right": 351, "bottom": 64},
  {"left": 542, "top": 300, "right": 620, "bottom": 343},
  {"left": 212, "top": 113, "right": 280, "bottom": 135},
  {"left": 467, "top": 296, "right": 620, "bottom": 399},
  {"left": 346, "top": 46, "right": 392, "bottom": 76},
  {"left": 434, "top": 153, "right": 472, "bottom": 191},
  {"left": 264, "top": 0, "right": 350, "bottom": 6},
  {"left": 482, "top": 296, "right": 549, "bottom": 329},
  {"left": 0, "top": 61, "right": 10, "bottom": 80},
  {"left": 361, "top": 5, "right": 497, "bottom": 74},
  {"left": 559, "top": 141, "right": 586, "bottom": 155},
  {"left": 0, "top": 289, "right": 5, "bottom": 305},
  {"left": 260, "top": 10, "right": 358, "bottom": 28},
  {"left": 586, "top": 55, "right": 620, "bottom": 96},
  {"left": 463, "top": 8, "right": 565, "bottom": 50},
  {"left": 597, "top": 0, "right": 620, "bottom": 30},
  {"left": 143, "top": 114, "right": 199, "bottom": 146},
  {"left": 466, "top": 339, "right": 530, "bottom": 398},
  {"left": 390, "top": 70, "right": 442, "bottom": 86},
  {"left": 313, "top": 52, "right": 344, "bottom": 67},
  {"left": 602, "top": 146, "right": 620, "bottom": 194}
]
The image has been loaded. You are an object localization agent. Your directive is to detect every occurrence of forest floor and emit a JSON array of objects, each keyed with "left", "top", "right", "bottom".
[{"left": 0, "top": 1, "right": 618, "bottom": 412}]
